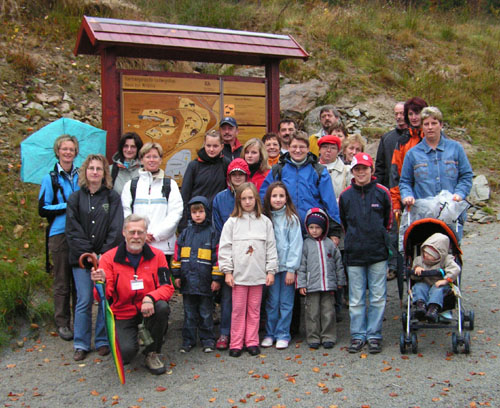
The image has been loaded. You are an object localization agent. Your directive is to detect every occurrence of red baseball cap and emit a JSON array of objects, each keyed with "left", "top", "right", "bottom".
[
  {"left": 351, "top": 152, "right": 373, "bottom": 169},
  {"left": 317, "top": 135, "right": 341, "bottom": 150}
]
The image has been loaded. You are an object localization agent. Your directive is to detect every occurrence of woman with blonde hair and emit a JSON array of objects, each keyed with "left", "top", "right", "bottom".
[
  {"left": 65, "top": 154, "right": 124, "bottom": 361},
  {"left": 241, "top": 138, "right": 270, "bottom": 192},
  {"left": 342, "top": 134, "right": 366, "bottom": 165}
]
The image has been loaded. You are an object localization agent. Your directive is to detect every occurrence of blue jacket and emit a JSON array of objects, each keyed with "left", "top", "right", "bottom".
[
  {"left": 212, "top": 188, "right": 235, "bottom": 233},
  {"left": 38, "top": 164, "right": 79, "bottom": 236},
  {"left": 270, "top": 206, "right": 303, "bottom": 274},
  {"left": 260, "top": 152, "right": 341, "bottom": 236},
  {"left": 399, "top": 136, "right": 473, "bottom": 201},
  {"left": 339, "top": 179, "right": 392, "bottom": 266},
  {"left": 171, "top": 196, "right": 223, "bottom": 296}
]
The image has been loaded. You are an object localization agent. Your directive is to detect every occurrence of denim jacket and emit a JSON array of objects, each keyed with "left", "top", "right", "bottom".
[{"left": 399, "top": 136, "right": 473, "bottom": 201}]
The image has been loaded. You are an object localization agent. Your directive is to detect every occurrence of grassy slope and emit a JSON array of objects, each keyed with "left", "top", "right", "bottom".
[{"left": 0, "top": 0, "right": 499, "bottom": 340}]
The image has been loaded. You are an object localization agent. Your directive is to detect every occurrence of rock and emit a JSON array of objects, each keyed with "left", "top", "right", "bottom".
[
  {"left": 478, "top": 215, "right": 495, "bottom": 224},
  {"left": 280, "top": 79, "right": 328, "bottom": 116},
  {"left": 18, "top": 117, "right": 28, "bottom": 123},
  {"left": 471, "top": 209, "right": 489, "bottom": 221},
  {"left": 47, "top": 95, "right": 62, "bottom": 104},
  {"left": 0, "top": 117, "right": 8, "bottom": 124},
  {"left": 233, "top": 66, "right": 266, "bottom": 78},
  {"left": 63, "top": 92, "right": 73, "bottom": 102},
  {"left": 25, "top": 102, "right": 45, "bottom": 112},
  {"left": 469, "top": 175, "right": 490, "bottom": 202},
  {"left": 304, "top": 106, "right": 324, "bottom": 135},
  {"left": 59, "top": 102, "right": 71, "bottom": 113},
  {"left": 35, "top": 93, "right": 50, "bottom": 103},
  {"left": 350, "top": 108, "right": 361, "bottom": 118}
]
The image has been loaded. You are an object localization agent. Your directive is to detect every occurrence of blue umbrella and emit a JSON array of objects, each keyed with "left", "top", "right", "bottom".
[{"left": 20, "top": 118, "right": 107, "bottom": 184}]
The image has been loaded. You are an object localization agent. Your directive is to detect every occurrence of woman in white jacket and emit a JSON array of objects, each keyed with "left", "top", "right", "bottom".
[{"left": 121, "top": 142, "right": 183, "bottom": 259}]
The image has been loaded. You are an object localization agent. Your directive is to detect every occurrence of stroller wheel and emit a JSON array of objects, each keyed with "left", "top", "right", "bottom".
[
  {"left": 466, "top": 310, "right": 475, "bottom": 331},
  {"left": 464, "top": 332, "right": 471, "bottom": 354},
  {"left": 411, "top": 332, "right": 418, "bottom": 354},
  {"left": 399, "top": 333, "right": 407, "bottom": 354},
  {"left": 451, "top": 332, "right": 458, "bottom": 354},
  {"left": 401, "top": 312, "right": 408, "bottom": 331}
]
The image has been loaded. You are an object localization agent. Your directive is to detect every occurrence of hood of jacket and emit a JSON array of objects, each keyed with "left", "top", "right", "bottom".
[
  {"left": 304, "top": 207, "right": 329, "bottom": 240},
  {"left": 111, "top": 151, "right": 141, "bottom": 169},
  {"left": 226, "top": 158, "right": 250, "bottom": 189},
  {"left": 421, "top": 232, "right": 450, "bottom": 264},
  {"left": 187, "top": 195, "right": 212, "bottom": 228}
]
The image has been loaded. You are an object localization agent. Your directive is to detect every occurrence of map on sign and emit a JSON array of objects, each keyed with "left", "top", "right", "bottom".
[{"left": 122, "top": 92, "right": 219, "bottom": 181}]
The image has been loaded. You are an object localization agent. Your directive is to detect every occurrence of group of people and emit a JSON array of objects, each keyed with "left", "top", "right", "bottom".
[{"left": 38, "top": 99, "right": 473, "bottom": 376}]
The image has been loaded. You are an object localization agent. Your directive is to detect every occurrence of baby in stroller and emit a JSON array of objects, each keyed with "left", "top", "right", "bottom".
[{"left": 412, "top": 232, "right": 460, "bottom": 323}]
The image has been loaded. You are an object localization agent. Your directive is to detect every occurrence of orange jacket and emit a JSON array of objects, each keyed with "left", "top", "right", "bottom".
[{"left": 389, "top": 127, "right": 424, "bottom": 211}]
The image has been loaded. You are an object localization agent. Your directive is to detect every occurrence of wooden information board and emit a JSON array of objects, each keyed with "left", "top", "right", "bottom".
[{"left": 121, "top": 73, "right": 267, "bottom": 183}]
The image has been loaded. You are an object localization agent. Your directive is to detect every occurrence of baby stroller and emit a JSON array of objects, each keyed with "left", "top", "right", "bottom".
[{"left": 399, "top": 217, "right": 474, "bottom": 354}]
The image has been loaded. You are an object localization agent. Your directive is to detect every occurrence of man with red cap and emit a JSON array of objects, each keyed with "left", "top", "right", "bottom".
[{"left": 338, "top": 153, "right": 392, "bottom": 355}]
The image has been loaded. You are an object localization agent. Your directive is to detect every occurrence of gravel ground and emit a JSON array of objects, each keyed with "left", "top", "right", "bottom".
[{"left": 1, "top": 222, "right": 499, "bottom": 408}]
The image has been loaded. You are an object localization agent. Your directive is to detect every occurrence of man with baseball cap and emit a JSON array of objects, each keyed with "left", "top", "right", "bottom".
[
  {"left": 338, "top": 152, "right": 392, "bottom": 355},
  {"left": 219, "top": 117, "right": 243, "bottom": 161}
]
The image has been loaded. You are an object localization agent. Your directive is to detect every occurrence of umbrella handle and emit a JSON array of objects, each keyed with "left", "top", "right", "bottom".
[{"left": 79, "top": 252, "right": 98, "bottom": 270}]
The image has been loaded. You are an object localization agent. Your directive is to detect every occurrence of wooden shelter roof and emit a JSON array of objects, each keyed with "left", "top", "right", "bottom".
[{"left": 74, "top": 16, "right": 309, "bottom": 64}]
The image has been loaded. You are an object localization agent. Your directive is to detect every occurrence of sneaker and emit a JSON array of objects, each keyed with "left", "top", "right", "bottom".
[
  {"left": 247, "top": 346, "right": 260, "bottom": 356},
  {"left": 97, "top": 345, "right": 110, "bottom": 356},
  {"left": 308, "top": 343, "right": 320, "bottom": 350},
  {"left": 425, "top": 303, "right": 440, "bottom": 323},
  {"left": 276, "top": 339, "right": 289, "bottom": 349},
  {"left": 216, "top": 335, "right": 229, "bottom": 350},
  {"left": 348, "top": 339, "right": 366, "bottom": 353},
  {"left": 322, "top": 341, "right": 335, "bottom": 349},
  {"left": 261, "top": 337, "right": 274, "bottom": 348},
  {"left": 367, "top": 338, "right": 382, "bottom": 354},
  {"left": 229, "top": 348, "right": 242, "bottom": 357},
  {"left": 415, "top": 300, "right": 427, "bottom": 320},
  {"left": 145, "top": 351, "right": 166, "bottom": 375},
  {"left": 73, "top": 349, "right": 87, "bottom": 361},
  {"left": 57, "top": 326, "right": 73, "bottom": 341},
  {"left": 203, "top": 345, "right": 215, "bottom": 353},
  {"left": 179, "top": 344, "right": 193, "bottom": 353}
]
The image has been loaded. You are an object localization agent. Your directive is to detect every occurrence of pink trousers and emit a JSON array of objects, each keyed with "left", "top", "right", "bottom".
[{"left": 230, "top": 284, "right": 263, "bottom": 350}]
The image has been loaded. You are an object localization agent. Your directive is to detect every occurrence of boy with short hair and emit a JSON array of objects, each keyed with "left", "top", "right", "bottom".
[
  {"left": 297, "top": 208, "right": 345, "bottom": 349},
  {"left": 412, "top": 232, "right": 460, "bottom": 323},
  {"left": 339, "top": 153, "right": 392, "bottom": 354},
  {"left": 172, "top": 196, "right": 222, "bottom": 353}
]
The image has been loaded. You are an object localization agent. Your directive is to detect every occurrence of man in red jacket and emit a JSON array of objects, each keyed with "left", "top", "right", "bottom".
[{"left": 91, "top": 214, "right": 174, "bottom": 375}]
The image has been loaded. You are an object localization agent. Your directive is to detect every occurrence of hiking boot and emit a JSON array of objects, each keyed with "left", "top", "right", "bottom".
[
  {"left": 415, "top": 300, "right": 427, "bottom": 320},
  {"left": 229, "top": 348, "right": 242, "bottom": 357},
  {"left": 261, "top": 337, "right": 273, "bottom": 348},
  {"left": 145, "top": 352, "right": 166, "bottom": 375},
  {"left": 367, "top": 338, "right": 382, "bottom": 354},
  {"left": 348, "top": 339, "right": 366, "bottom": 353},
  {"left": 97, "top": 345, "right": 110, "bottom": 356},
  {"left": 73, "top": 349, "right": 87, "bottom": 361},
  {"left": 247, "top": 346, "right": 260, "bottom": 356},
  {"left": 216, "top": 335, "right": 229, "bottom": 350},
  {"left": 426, "top": 303, "right": 440, "bottom": 323},
  {"left": 322, "top": 341, "right": 335, "bottom": 349},
  {"left": 57, "top": 326, "right": 73, "bottom": 341},
  {"left": 308, "top": 342, "right": 320, "bottom": 350}
]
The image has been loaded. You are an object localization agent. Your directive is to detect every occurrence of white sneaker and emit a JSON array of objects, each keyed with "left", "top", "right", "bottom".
[
  {"left": 261, "top": 337, "right": 273, "bottom": 348},
  {"left": 276, "top": 339, "right": 289, "bottom": 349}
]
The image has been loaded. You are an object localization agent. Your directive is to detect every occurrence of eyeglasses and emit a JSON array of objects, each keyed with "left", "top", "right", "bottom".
[
  {"left": 289, "top": 145, "right": 308, "bottom": 151},
  {"left": 320, "top": 145, "right": 338, "bottom": 151}
]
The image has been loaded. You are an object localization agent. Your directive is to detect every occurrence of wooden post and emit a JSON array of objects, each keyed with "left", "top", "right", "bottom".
[
  {"left": 100, "top": 47, "right": 120, "bottom": 162},
  {"left": 265, "top": 60, "right": 280, "bottom": 133}
]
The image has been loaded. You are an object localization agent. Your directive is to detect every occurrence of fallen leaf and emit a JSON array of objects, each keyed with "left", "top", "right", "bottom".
[
  {"left": 30, "top": 323, "right": 39, "bottom": 329},
  {"left": 317, "top": 382, "right": 326, "bottom": 388},
  {"left": 193, "top": 374, "right": 200, "bottom": 379},
  {"left": 312, "top": 367, "right": 320, "bottom": 372},
  {"left": 335, "top": 387, "right": 344, "bottom": 392},
  {"left": 389, "top": 392, "right": 398, "bottom": 397},
  {"left": 239, "top": 398, "right": 247, "bottom": 403},
  {"left": 228, "top": 398, "right": 234, "bottom": 403},
  {"left": 209, "top": 397, "right": 216, "bottom": 403},
  {"left": 90, "top": 390, "right": 99, "bottom": 396},
  {"left": 360, "top": 353, "right": 368, "bottom": 359},
  {"left": 432, "top": 397, "right": 440, "bottom": 402},
  {"left": 381, "top": 366, "right": 392, "bottom": 372},
  {"left": 263, "top": 374, "right": 270, "bottom": 379},
  {"left": 6, "top": 364, "right": 16, "bottom": 369},
  {"left": 156, "top": 386, "right": 166, "bottom": 392}
]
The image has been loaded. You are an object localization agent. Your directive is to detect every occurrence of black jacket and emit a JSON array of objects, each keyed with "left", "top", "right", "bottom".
[
  {"left": 179, "top": 148, "right": 229, "bottom": 232},
  {"left": 338, "top": 179, "right": 392, "bottom": 266},
  {"left": 65, "top": 185, "right": 124, "bottom": 266},
  {"left": 171, "top": 196, "right": 223, "bottom": 295},
  {"left": 374, "top": 127, "right": 406, "bottom": 188}
]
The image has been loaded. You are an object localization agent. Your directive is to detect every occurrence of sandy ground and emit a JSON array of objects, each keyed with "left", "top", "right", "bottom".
[{"left": 1, "top": 222, "right": 499, "bottom": 408}]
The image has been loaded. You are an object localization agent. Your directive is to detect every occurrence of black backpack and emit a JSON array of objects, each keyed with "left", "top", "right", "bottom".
[{"left": 130, "top": 176, "right": 171, "bottom": 212}]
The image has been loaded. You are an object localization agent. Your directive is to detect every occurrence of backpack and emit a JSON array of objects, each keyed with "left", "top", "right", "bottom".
[{"left": 130, "top": 176, "right": 171, "bottom": 212}]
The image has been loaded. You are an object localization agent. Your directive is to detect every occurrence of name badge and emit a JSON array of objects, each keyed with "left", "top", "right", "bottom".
[{"left": 131, "top": 279, "right": 144, "bottom": 290}]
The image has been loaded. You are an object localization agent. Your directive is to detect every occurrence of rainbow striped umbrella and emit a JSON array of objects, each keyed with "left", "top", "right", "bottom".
[{"left": 79, "top": 253, "right": 125, "bottom": 384}]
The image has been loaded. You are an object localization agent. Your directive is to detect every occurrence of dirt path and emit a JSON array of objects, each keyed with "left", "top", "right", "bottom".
[{"left": 1, "top": 222, "right": 499, "bottom": 408}]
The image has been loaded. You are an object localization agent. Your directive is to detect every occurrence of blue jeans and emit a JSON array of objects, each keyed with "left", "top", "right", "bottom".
[
  {"left": 412, "top": 282, "right": 450, "bottom": 308},
  {"left": 220, "top": 281, "right": 232, "bottom": 336},
  {"left": 265, "top": 271, "right": 295, "bottom": 341},
  {"left": 182, "top": 294, "right": 215, "bottom": 347},
  {"left": 72, "top": 267, "right": 107, "bottom": 351},
  {"left": 348, "top": 260, "right": 387, "bottom": 341}
]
